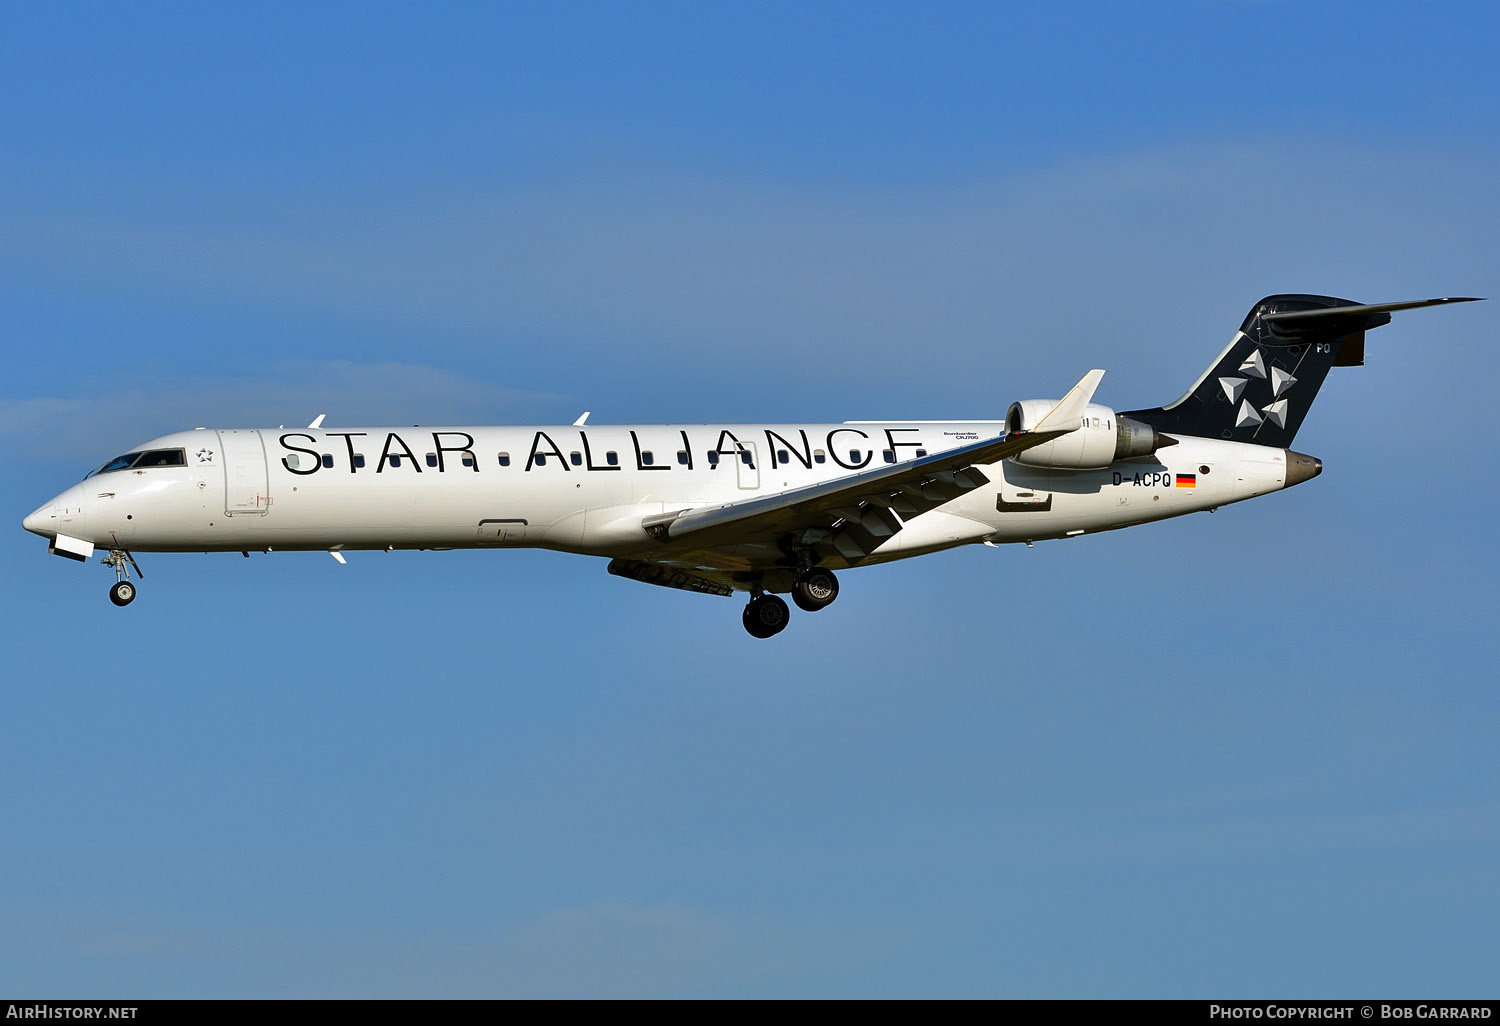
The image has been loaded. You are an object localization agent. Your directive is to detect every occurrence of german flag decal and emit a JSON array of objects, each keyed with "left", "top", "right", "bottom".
[{"left": 1175, "top": 474, "right": 1197, "bottom": 488}]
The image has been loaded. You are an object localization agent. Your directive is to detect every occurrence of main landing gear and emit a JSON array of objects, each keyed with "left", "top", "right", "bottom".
[
  {"left": 743, "top": 594, "right": 790, "bottom": 639},
  {"left": 741, "top": 568, "right": 840, "bottom": 638},
  {"left": 790, "top": 567, "right": 839, "bottom": 612},
  {"left": 102, "top": 549, "right": 143, "bottom": 607}
]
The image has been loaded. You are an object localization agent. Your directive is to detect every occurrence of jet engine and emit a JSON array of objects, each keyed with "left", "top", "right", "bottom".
[{"left": 1005, "top": 400, "right": 1175, "bottom": 470}]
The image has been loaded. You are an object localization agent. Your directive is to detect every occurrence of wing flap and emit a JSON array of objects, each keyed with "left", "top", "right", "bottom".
[{"left": 607, "top": 557, "right": 736, "bottom": 596}]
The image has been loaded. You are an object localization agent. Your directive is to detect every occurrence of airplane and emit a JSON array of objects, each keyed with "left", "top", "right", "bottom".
[{"left": 22, "top": 293, "right": 1479, "bottom": 638}]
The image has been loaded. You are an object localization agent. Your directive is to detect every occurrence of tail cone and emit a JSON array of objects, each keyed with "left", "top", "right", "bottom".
[{"left": 1285, "top": 450, "right": 1322, "bottom": 488}]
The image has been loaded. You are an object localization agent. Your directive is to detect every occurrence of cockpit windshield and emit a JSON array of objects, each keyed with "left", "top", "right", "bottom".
[
  {"left": 88, "top": 453, "right": 143, "bottom": 477},
  {"left": 86, "top": 448, "right": 186, "bottom": 478},
  {"left": 134, "top": 449, "right": 187, "bottom": 468}
]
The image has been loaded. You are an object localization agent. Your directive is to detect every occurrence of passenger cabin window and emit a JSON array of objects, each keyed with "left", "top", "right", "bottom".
[
  {"left": 321, "top": 453, "right": 334, "bottom": 469},
  {"left": 676, "top": 450, "right": 689, "bottom": 465},
  {"left": 883, "top": 450, "right": 896, "bottom": 464},
  {"left": 426, "top": 453, "right": 438, "bottom": 468},
  {"left": 387, "top": 455, "right": 402, "bottom": 468},
  {"left": 777, "top": 449, "right": 789, "bottom": 464},
  {"left": 606, "top": 451, "right": 619, "bottom": 466},
  {"left": 570, "top": 452, "right": 582, "bottom": 466},
  {"left": 915, "top": 448, "right": 927, "bottom": 458},
  {"left": 285, "top": 453, "right": 304, "bottom": 471},
  {"left": 534, "top": 454, "right": 547, "bottom": 467},
  {"left": 849, "top": 450, "right": 861, "bottom": 463},
  {"left": 641, "top": 451, "right": 655, "bottom": 466},
  {"left": 498, "top": 452, "right": 511, "bottom": 467},
  {"left": 740, "top": 450, "right": 753, "bottom": 466},
  {"left": 353, "top": 454, "right": 367, "bottom": 469},
  {"left": 813, "top": 449, "right": 826, "bottom": 464},
  {"left": 707, "top": 452, "right": 720, "bottom": 466},
  {"left": 462, "top": 453, "right": 475, "bottom": 468}
]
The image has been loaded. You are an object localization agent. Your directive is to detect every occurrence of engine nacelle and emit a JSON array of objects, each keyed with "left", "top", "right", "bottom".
[{"left": 1005, "top": 400, "right": 1172, "bottom": 469}]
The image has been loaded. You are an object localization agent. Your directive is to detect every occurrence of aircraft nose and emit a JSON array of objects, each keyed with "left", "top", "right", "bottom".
[
  {"left": 22, "top": 502, "right": 54, "bottom": 537},
  {"left": 23, "top": 483, "right": 86, "bottom": 539}
]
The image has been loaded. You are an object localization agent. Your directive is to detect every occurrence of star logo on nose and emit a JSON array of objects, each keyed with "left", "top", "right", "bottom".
[{"left": 196, "top": 449, "right": 214, "bottom": 463}]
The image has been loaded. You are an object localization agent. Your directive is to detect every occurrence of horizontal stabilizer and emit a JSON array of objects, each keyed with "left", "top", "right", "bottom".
[{"left": 1262, "top": 297, "right": 1482, "bottom": 323}]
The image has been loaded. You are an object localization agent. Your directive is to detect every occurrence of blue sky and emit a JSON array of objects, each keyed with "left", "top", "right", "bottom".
[{"left": 3, "top": 1, "right": 1498, "bottom": 997}]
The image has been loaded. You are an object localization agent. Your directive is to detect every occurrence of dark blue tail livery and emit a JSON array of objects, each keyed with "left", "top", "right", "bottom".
[{"left": 1123, "top": 294, "right": 1478, "bottom": 447}]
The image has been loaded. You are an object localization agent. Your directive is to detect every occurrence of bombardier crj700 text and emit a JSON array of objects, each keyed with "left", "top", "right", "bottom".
[{"left": 23, "top": 294, "right": 1478, "bottom": 638}]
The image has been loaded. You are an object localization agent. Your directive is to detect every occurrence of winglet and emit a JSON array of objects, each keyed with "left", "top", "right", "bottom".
[
  {"left": 308, "top": 413, "right": 326, "bottom": 429},
  {"left": 573, "top": 411, "right": 591, "bottom": 426},
  {"left": 1033, "top": 369, "right": 1105, "bottom": 433}
]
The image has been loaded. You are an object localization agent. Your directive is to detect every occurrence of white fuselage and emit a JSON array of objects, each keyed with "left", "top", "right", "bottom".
[{"left": 25, "top": 422, "right": 1295, "bottom": 577}]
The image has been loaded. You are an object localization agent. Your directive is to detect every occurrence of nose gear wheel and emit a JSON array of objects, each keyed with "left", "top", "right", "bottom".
[{"left": 101, "top": 549, "right": 142, "bottom": 607}]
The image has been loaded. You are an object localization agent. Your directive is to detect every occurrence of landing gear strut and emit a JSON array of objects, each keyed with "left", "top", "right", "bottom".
[
  {"left": 791, "top": 567, "right": 839, "bottom": 612},
  {"left": 742, "top": 594, "right": 790, "bottom": 639},
  {"left": 102, "top": 549, "right": 142, "bottom": 607}
]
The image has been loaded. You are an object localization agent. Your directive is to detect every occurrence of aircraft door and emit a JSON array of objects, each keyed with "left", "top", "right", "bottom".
[
  {"left": 735, "top": 440, "right": 760, "bottom": 490},
  {"left": 216, "top": 429, "right": 271, "bottom": 515}
]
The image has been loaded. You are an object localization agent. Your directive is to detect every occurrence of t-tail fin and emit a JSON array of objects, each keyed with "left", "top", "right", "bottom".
[{"left": 1122, "top": 294, "right": 1480, "bottom": 447}]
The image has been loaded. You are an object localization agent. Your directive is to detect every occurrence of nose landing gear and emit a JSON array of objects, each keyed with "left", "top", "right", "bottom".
[{"left": 102, "top": 549, "right": 143, "bottom": 607}]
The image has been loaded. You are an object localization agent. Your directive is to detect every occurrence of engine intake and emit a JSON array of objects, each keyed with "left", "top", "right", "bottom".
[{"left": 1005, "top": 400, "right": 1175, "bottom": 469}]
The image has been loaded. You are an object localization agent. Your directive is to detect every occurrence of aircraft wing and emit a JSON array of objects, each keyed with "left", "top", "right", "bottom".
[{"left": 641, "top": 370, "right": 1104, "bottom": 562}]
